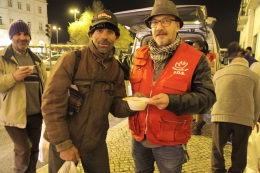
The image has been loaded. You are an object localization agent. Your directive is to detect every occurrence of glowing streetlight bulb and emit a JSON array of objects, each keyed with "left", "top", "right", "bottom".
[
  {"left": 70, "top": 9, "right": 79, "bottom": 21},
  {"left": 52, "top": 26, "right": 61, "bottom": 44}
]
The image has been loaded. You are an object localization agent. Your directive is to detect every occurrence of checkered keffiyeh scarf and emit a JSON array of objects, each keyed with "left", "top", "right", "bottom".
[{"left": 149, "top": 34, "right": 182, "bottom": 72}]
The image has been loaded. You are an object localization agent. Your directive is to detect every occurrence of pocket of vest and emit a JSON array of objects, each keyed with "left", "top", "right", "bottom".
[
  {"left": 128, "top": 113, "right": 140, "bottom": 133},
  {"left": 157, "top": 119, "right": 189, "bottom": 142},
  {"left": 162, "top": 80, "right": 188, "bottom": 94},
  {"left": 130, "top": 75, "right": 142, "bottom": 94}
]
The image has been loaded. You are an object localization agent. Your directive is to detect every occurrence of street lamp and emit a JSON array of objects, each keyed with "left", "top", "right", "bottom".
[
  {"left": 70, "top": 9, "right": 79, "bottom": 21},
  {"left": 53, "top": 26, "right": 61, "bottom": 44}
]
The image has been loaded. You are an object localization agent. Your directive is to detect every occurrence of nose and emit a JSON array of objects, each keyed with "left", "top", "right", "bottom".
[
  {"left": 19, "top": 33, "right": 26, "bottom": 40},
  {"left": 155, "top": 21, "right": 164, "bottom": 30},
  {"left": 101, "top": 29, "right": 109, "bottom": 38}
]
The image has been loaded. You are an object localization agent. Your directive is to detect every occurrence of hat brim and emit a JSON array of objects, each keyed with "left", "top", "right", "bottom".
[
  {"left": 144, "top": 14, "right": 184, "bottom": 29},
  {"left": 91, "top": 19, "right": 117, "bottom": 28}
]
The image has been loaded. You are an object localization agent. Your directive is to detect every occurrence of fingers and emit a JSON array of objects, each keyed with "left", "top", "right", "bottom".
[
  {"left": 75, "top": 153, "right": 81, "bottom": 162},
  {"left": 13, "top": 68, "right": 33, "bottom": 81},
  {"left": 132, "top": 92, "right": 147, "bottom": 97}
]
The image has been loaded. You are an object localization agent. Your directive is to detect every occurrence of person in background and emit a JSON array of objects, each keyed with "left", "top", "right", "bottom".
[
  {"left": 41, "top": 10, "right": 136, "bottom": 173},
  {"left": 191, "top": 40, "right": 210, "bottom": 135},
  {"left": 211, "top": 43, "right": 260, "bottom": 173},
  {"left": 128, "top": 0, "right": 216, "bottom": 172},
  {"left": 0, "top": 20, "right": 47, "bottom": 173},
  {"left": 245, "top": 46, "right": 254, "bottom": 58}
]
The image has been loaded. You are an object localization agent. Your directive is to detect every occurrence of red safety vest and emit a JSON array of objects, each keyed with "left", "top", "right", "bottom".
[{"left": 129, "top": 42, "right": 202, "bottom": 146}]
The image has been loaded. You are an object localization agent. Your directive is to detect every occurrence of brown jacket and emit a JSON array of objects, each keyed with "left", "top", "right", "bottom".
[{"left": 41, "top": 42, "right": 135, "bottom": 156}]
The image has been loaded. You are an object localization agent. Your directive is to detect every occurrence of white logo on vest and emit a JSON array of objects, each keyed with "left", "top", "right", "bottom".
[{"left": 172, "top": 61, "right": 189, "bottom": 75}]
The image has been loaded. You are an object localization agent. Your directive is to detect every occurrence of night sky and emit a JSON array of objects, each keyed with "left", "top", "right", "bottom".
[{"left": 47, "top": 0, "right": 241, "bottom": 48}]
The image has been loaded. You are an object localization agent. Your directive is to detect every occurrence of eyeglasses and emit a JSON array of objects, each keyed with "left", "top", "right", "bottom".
[{"left": 149, "top": 19, "right": 178, "bottom": 28}]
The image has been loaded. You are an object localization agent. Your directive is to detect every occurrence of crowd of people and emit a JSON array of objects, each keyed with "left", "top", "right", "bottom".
[{"left": 0, "top": 0, "right": 259, "bottom": 173}]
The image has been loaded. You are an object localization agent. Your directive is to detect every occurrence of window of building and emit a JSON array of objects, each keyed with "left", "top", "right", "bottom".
[
  {"left": 10, "top": 19, "right": 13, "bottom": 24},
  {"left": 18, "top": 2, "right": 21, "bottom": 9},
  {"left": 27, "top": 22, "right": 31, "bottom": 29},
  {"left": 39, "top": 23, "right": 42, "bottom": 31},
  {"left": 26, "top": 4, "right": 30, "bottom": 11},
  {"left": 8, "top": 0, "right": 12, "bottom": 7},
  {"left": 0, "top": 16, "right": 2, "bottom": 25},
  {"left": 38, "top": 6, "right": 42, "bottom": 14}
]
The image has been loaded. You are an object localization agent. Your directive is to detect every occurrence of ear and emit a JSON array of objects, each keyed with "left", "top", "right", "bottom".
[
  {"left": 115, "top": 36, "right": 120, "bottom": 40},
  {"left": 176, "top": 21, "right": 180, "bottom": 30}
]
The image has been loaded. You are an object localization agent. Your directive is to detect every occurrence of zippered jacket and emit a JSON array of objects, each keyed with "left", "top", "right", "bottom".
[
  {"left": 129, "top": 42, "right": 216, "bottom": 146},
  {"left": 0, "top": 45, "right": 46, "bottom": 128},
  {"left": 42, "top": 42, "right": 135, "bottom": 155}
]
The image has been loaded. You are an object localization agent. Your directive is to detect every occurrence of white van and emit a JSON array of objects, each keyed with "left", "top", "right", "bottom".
[{"left": 115, "top": 5, "right": 222, "bottom": 74}]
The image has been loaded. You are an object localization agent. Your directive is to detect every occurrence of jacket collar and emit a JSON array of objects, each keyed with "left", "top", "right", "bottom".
[
  {"left": 2, "top": 44, "right": 41, "bottom": 64},
  {"left": 230, "top": 57, "right": 249, "bottom": 67}
]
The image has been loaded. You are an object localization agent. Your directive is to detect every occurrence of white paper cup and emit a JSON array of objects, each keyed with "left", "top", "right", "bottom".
[{"left": 17, "top": 65, "right": 35, "bottom": 70}]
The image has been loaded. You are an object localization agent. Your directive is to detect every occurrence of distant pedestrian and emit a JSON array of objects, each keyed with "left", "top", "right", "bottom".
[
  {"left": 192, "top": 40, "right": 210, "bottom": 135},
  {"left": 245, "top": 46, "right": 254, "bottom": 58},
  {"left": 0, "top": 20, "right": 47, "bottom": 173},
  {"left": 211, "top": 43, "right": 260, "bottom": 173}
]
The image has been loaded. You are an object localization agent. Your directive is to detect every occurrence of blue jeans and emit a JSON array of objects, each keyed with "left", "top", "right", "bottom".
[{"left": 132, "top": 138, "right": 187, "bottom": 173}]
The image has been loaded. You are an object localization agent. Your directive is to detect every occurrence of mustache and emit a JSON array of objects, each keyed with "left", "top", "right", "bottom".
[
  {"left": 99, "top": 40, "right": 110, "bottom": 45},
  {"left": 156, "top": 31, "right": 167, "bottom": 36},
  {"left": 18, "top": 40, "right": 29, "bottom": 43}
]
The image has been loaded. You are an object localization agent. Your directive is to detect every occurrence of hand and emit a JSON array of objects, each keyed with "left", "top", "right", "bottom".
[
  {"left": 148, "top": 93, "right": 169, "bottom": 110},
  {"left": 13, "top": 67, "right": 33, "bottom": 81},
  {"left": 132, "top": 92, "right": 147, "bottom": 97},
  {"left": 60, "top": 146, "right": 81, "bottom": 163}
]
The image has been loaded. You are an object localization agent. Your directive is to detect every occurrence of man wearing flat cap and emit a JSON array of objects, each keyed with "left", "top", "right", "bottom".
[
  {"left": 128, "top": 0, "right": 216, "bottom": 172},
  {"left": 0, "top": 20, "right": 46, "bottom": 172},
  {"left": 42, "top": 10, "right": 136, "bottom": 173}
]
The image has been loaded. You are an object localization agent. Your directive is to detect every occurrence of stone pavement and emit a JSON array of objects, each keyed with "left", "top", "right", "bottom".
[{"left": 37, "top": 115, "right": 232, "bottom": 173}]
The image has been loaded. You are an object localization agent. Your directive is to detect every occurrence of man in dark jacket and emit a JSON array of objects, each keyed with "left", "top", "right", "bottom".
[
  {"left": 41, "top": 10, "right": 136, "bottom": 173},
  {"left": 128, "top": 0, "right": 216, "bottom": 172}
]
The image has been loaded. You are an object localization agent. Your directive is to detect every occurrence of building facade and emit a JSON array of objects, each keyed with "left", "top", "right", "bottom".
[
  {"left": 0, "top": 0, "right": 48, "bottom": 47},
  {"left": 237, "top": 0, "right": 260, "bottom": 60}
]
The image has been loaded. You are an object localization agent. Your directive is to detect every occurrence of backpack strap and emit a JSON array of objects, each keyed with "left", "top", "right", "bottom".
[{"left": 72, "top": 50, "right": 81, "bottom": 84}]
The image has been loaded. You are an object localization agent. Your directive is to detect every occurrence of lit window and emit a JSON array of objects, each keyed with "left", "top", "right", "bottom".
[
  {"left": 26, "top": 4, "right": 30, "bottom": 11},
  {"left": 38, "top": 6, "right": 42, "bottom": 14},
  {"left": 18, "top": 2, "right": 21, "bottom": 9},
  {"left": 39, "top": 23, "right": 42, "bottom": 31},
  {"left": 8, "top": 0, "right": 12, "bottom": 7}
]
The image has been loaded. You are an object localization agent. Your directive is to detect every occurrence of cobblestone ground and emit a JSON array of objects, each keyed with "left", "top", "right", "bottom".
[
  {"left": 37, "top": 115, "right": 232, "bottom": 173},
  {"left": 104, "top": 118, "right": 231, "bottom": 173}
]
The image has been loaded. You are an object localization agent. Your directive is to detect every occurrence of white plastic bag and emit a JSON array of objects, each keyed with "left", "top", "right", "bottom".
[
  {"left": 38, "top": 123, "right": 49, "bottom": 162},
  {"left": 58, "top": 161, "right": 80, "bottom": 173},
  {"left": 245, "top": 123, "right": 260, "bottom": 173}
]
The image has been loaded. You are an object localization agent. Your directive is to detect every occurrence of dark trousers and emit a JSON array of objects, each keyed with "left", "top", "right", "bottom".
[
  {"left": 48, "top": 141, "right": 110, "bottom": 173},
  {"left": 211, "top": 122, "right": 252, "bottom": 173},
  {"left": 5, "top": 113, "right": 43, "bottom": 173}
]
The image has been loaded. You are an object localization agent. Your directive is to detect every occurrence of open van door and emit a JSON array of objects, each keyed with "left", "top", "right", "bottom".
[{"left": 115, "top": 5, "right": 221, "bottom": 73}]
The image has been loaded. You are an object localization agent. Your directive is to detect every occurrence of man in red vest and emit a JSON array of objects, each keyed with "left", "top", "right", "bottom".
[{"left": 128, "top": 0, "right": 216, "bottom": 172}]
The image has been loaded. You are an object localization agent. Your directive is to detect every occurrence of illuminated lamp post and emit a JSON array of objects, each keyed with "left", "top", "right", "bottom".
[
  {"left": 70, "top": 9, "right": 79, "bottom": 21},
  {"left": 53, "top": 26, "right": 61, "bottom": 44}
]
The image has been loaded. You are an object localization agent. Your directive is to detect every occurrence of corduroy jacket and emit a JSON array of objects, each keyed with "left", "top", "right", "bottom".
[{"left": 0, "top": 45, "right": 46, "bottom": 128}]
